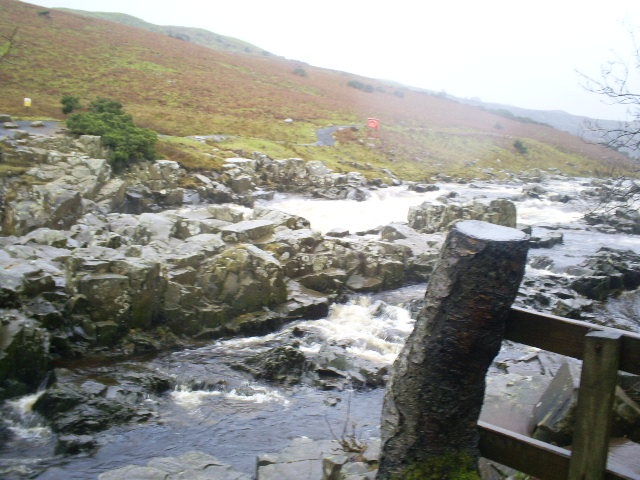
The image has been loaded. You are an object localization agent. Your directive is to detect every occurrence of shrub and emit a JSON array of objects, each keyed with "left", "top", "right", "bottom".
[
  {"left": 347, "top": 80, "right": 374, "bottom": 93},
  {"left": 60, "top": 95, "right": 81, "bottom": 114},
  {"left": 292, "top": 67, "right": 307, "bottom": 77},
  {"left": 513, "top": 139, "right": 528, "bottom": 155},
  {"left": 65, "top": 97, "right": 156, "bottom": 171}
]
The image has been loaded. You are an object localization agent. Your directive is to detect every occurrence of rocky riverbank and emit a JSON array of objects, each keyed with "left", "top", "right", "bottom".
[{"left": 2, "top": 127, "right": 640, "bottom": 474}]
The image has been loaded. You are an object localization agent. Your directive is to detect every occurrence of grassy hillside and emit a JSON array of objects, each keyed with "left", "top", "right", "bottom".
[
  {"left": 56, "top": 8, "right": 273, "bottom": 57},
  {"left": 0, "top": 0, "right": 636, "bottom": 181}
]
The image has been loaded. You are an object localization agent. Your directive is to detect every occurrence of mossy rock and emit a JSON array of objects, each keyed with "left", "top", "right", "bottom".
[{"left": 394, "top": 451, "right": 481, "bottom": 480}]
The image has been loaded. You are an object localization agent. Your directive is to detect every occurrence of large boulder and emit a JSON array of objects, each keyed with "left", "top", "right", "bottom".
[
  {"left": 197, "top": 244, "right": 287, "bottom": 314},
  {"left": 1, "top": 153, "right": 112, "bottom": 235},
  {"left": 569, "top": 247, "right": 640, "bottom": 300},
  {"left": 407, "top": 198, "right": 517, "bottom": 233},
  {"left": 65, "top": 249, "right": 165, "bottom": 341}
]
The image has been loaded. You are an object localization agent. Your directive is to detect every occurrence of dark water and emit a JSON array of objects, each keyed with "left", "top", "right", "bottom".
[{"left": 0, "top": 295, "right": 401, "bottom": 479}]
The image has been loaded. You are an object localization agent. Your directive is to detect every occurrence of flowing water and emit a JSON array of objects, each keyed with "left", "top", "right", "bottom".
[{"left": 2, "top": 178, "right": 640, "bottom": 479}]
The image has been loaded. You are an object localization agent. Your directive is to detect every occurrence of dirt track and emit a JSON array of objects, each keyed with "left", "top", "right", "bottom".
[{"left": 1, "top": 120, "right": 64, "bottom": 138}]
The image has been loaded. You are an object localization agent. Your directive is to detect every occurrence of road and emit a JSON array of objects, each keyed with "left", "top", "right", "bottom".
[{"left": 1, "top": 120, "right": 64, "bottom": 138}]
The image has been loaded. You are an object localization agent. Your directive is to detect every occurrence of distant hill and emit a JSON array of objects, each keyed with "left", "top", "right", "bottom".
[
  {"left": 458, "top": 97, "right": 640, "bottom": 159},
  {"left": 56, "top": 8, "right": 273, "bottom": 57},
  {"left": 1, "top": 0, "right": 636, "bottom": 180}
]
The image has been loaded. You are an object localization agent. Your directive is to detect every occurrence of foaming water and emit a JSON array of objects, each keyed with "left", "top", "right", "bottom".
[
  {"left": 171, "top": 382, "right": 290, "bottom": 409},
  {"left": 0, "top": 392, "right": 54, "bottom": 479},
  {"left": 4, "top": 393, "right": 51, "bottom": 441},
  {"left": 264, "top": 187, "right": 434, "bottom": 233},
  {"left": 262, "top": 180, "right": 591, "bottom": 233},
  {"left": 295, "top": 296, "right": 414, "bottom": 364},
  {"left": 517, "top": 199, "right": 584, "bottom": 225}
]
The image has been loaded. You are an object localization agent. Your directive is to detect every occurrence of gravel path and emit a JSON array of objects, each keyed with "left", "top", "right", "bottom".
[{"left": 1, "top": 120, "right": 64, "bottom": 138}]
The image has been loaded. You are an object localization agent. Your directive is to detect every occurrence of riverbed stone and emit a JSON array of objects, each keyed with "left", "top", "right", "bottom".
[
  {"left": 278, "top": 279, "right": 330, "bottom": 319},
  {"left": 241, "top": 344, "right": 309, "bottom": 384},
  {"left": 257, "top": 437, "right": 340, "bottom": 480},
  {"left": 55, "top": 434, "right": 97, "bottom": 454},
  {"left": 297, "top": 269, "right": 347, "bottom": 294},
  {"left": 529, "top": 230, "right": 563, "bottom": 249},
  {"left": 0, "top": 310, "right": 50, "bottom": 399}
]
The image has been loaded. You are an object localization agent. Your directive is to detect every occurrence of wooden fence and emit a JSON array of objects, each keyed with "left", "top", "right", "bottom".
[{"left": 478, "top": 307, "right": 640, "bottom": 480}]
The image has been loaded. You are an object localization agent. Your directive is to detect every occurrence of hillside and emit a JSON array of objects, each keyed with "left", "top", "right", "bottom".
[
  {"left": 0, "top": 0, "right": 636, "bottom": 181},
  {"left": 56, "top": 8, "right": 273, "bottom": 57}
]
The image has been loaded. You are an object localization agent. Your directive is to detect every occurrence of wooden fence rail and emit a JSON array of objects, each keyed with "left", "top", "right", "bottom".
[{"left": 477, "top": 307, "right": 640, "bottom": 480}]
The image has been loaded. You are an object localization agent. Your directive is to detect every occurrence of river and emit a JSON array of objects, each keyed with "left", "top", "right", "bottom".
[{"left": 1, "top": 177, "right": 639, "bottom": 479}]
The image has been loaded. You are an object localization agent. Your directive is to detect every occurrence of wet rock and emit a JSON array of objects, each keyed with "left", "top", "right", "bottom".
[
  {"left": 253, "top": 206, "right": 310, "bottom": 231},
  {"left": 346, "top": 274, "right": 383, "bottom": 292},
  {"left": 0, "top": 310, "right": 50, "bottom": 399},
  {"left": 240, "top": 344, "right": 309, "bottom": 384},
  {"left": 550, "top": 297, "right": 593, "bottom": 319},
  {"left": 529, "top": 255, "right": 554, "bottom": 270},
  {"left": 55, "top": 434, "right": 97, "bottom": 454},
  {"left": 311, "top": 345, "right": 389, "bottom": 389},
  {"left": 220, "top": 219, "right": 275, "bottom": 243},
  {"left": 570, "top": 275, "right": 620, "bottom": 301},
  {"left": 409, "top": 183, "right": 439, "bottom": 193},
  {"left": 197, "top": 244, "right": 286, "bottom": 314},
  {"left": 278, "top": 280, "right": 330, "bottom": 319},
  {"left": 257, "top": 437, "right": 379, "bottom": 480},
  {"left": 257, "top": 437, "right": 340, "bottom": 480},
  {"left": 522, "top": 184, "right": 547, "bottom": 198},
  {"left": 199, "top": 309, "right": 288, "bottom": 339},
  {"left": 529, "top": 230, "right": 563, "bottom": 249},
  {"left": 407, "top": 198, "right": 517, "bottom": 234},
  {"left": 569, "top": 247, "right": 640, "bottom": 300},
  {"left": 326, "top": 228, "right": 350, "bottom": 238},
  {"left": 99, "top": 451, "right": 251, "bottom": 480},
  {"left": 581, "top": 247, "right": 640, "bottom": 289},
  {"left": 1, "top": 153, "right": 112, "bottom": 235},
  {"left": 33, "top": 368, "right": 172, "bottom": 436},
  {"left": 585, "top": 202, "right": 640, "bottom": 234},
  {"left": 297, "top": 269, "right": 347, "bottom": 294}
]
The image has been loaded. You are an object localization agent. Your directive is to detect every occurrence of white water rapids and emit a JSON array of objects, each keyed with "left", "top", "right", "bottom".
[{"left": 3, "top": 177, "right": 640, "bottom": 479}]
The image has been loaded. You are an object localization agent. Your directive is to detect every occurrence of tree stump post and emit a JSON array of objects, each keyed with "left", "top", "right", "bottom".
[{"left": 377, "top": 220, "right": 529, "bottom": 479}]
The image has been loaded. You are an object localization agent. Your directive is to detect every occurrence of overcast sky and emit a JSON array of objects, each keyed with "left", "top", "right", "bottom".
[{"left": 31, "top": 0, "right": 640, "bottom": 120}]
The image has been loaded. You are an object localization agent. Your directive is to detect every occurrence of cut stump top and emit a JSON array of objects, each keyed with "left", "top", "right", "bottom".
[{"left": 455, "top": 220, "right": 528, "bottom": 242}]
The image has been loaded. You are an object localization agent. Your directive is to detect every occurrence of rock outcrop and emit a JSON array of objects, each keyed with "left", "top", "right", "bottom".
[
  {"left": 407, "top": 198, "right": 517, "bottom": 234},
  {"left": 0, "top": 133, "right": 443, "bottom": 400}
]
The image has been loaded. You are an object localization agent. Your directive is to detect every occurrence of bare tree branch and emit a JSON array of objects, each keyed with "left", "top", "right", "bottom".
[
  {"left": 577, "top": 28, "right": 640, "bottom": 156},
  {"left": 576, "top": 26, "right": 640, "bottom": 230}
]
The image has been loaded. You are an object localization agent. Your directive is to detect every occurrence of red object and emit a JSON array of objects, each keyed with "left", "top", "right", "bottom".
[{"left": 367, "top": 118, "right": 380, "bottom": 130}]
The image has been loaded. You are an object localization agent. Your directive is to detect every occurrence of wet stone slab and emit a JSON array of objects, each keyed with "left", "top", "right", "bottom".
[
  {"left": 256, "top": 437, "right": 379, "bottom": 480},
  {"left": 98, "top": 451, "right": 251, "bottom": 480}
]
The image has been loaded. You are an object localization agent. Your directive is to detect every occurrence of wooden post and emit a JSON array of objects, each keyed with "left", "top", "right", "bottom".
[
  {"left": 568, "top": 330, "right": 622, "bottom": 480},
  {"left": 376, "top": 220, "right": 529, "bottom": 479}
]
